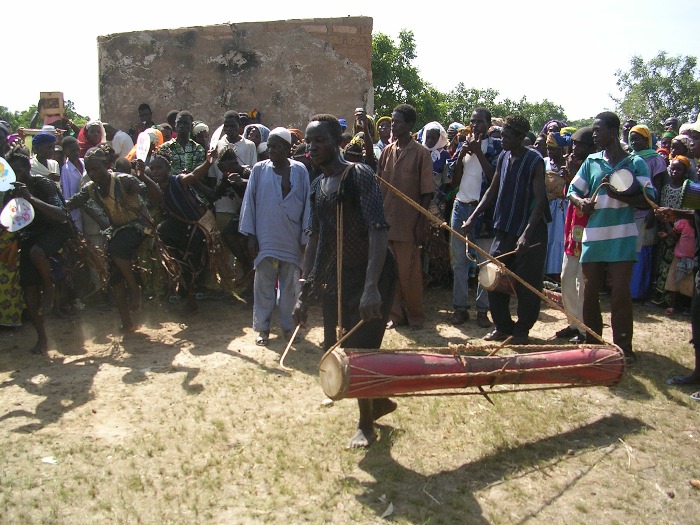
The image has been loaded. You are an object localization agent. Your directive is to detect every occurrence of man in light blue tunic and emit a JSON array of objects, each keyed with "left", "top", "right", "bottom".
[
  {"left": 567, "top": 111, "right": 655, "bottom": 363},
  {"left": 239, "top": 127, "right": 310, "bottom": 346}
]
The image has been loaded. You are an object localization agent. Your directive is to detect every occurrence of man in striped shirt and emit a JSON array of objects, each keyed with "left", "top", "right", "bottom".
[{"left": 567, "top": 111, "right": 655, "bottom": 364}]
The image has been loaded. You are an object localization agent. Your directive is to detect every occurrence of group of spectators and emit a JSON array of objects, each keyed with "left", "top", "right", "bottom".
[{"left": 1, "top": 100, "right": 700, "bottom": 430}]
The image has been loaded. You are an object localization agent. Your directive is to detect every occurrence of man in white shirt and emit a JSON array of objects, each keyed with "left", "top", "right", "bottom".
[
  {"left": 30, "top": 132, "right": 60, "bottom": 183},
  {"left": 104, "top": 123, "right": 135, "bottom": 160},
  {"left": 449, "top": 108, "right": 501, "bottom": 328}
]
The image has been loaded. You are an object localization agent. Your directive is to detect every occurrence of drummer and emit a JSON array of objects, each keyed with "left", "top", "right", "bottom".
[
  {"left": 463, "top": 115, "right": 550, "bottom": 345},
  {"left": 294, "top": 114, "right": 398, "bottom": 448},
  {"left": 567, "top": 111, "right": 655, "bottom": 364}
]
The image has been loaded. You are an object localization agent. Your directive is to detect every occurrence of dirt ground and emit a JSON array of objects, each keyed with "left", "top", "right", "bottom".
[{"left": 0, "top": 285, "right": 699, "bottom": 524}]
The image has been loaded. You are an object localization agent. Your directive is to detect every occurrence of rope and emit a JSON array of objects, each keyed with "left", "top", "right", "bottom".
[{"left": 374, "top": 175, "right": 613, "bottom": 348}]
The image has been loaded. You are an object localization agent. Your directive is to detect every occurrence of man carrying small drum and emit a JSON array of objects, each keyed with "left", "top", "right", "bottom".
[
  {"left": 464, "top": 115, "right": 550, "bottom": 345},
  {"left": 567, "top": 112, "right": 655, "bottom": 364}
]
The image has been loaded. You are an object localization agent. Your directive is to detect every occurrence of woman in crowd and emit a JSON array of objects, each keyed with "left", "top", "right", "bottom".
[
  {"left": 649, "top": 156, "right": 692, "bottom": 307},
  {"left": 627, "top": 125, "right": 668, "bottom": 300},
  {"left": 77, "top": 120, "right": 106, "bottom": 157}
]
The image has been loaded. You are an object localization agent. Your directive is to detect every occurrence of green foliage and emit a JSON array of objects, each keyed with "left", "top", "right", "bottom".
[
  {"left": 444, "top": 88, "right": 567, "bottom": 135},
  {"left": 372, "top": 30, "right": 445, "bottom": 128},
  {"left": 613, "top": 52, "right": 700, "bottom": 134},
  {"left": 373, "top": 31, "right": 570, "bottom": 134},
  {"left": 0, "top": 100, "right": 88, "bottom": 132}
]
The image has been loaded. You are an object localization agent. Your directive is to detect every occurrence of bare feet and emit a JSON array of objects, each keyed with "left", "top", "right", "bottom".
[
  {"left": 372, "top": 398, "right": 397, "bottom": 421},
  {"left": 347, "top": 427, "right": 376, "bottom": 449},
  {"left": 40, "top": 283, "right": 55, "bottom": 316},
  {"left": 129, "top": 285, "right": 142, "bottom": 312},
  {"left": 30, "top": 339, "right": 47, "bottom": 355},
  {"left": 120, "top": 323, "right": 137, "bottom": 333}
]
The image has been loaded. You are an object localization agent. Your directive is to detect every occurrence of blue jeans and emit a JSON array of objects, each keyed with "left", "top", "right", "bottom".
[{"left": 450, "top": 199, "right": 488, "bottom": 312}]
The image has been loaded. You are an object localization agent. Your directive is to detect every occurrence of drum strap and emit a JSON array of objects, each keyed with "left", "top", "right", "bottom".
[{"left": 336, "top": 165, "right": 354, "bottom": 341}]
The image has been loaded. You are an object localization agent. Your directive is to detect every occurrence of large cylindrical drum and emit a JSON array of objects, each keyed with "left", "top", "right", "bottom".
[{"left": 319, "top": 346, "right": 624, "bottom": 400}]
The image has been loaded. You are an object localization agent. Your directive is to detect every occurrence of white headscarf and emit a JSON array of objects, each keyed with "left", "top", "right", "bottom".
[{"left": 421, "top": 121, "right": 448, "bottom": 162}]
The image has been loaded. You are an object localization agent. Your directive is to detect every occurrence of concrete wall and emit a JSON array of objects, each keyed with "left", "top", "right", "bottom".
[{"left": 98, "top": 17, "right": 373, "bottom": 134}]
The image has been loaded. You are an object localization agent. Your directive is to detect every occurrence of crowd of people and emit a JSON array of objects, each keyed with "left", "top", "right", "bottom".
[{"left": 1, "top": 101, "right": 700, "bottom": 447}]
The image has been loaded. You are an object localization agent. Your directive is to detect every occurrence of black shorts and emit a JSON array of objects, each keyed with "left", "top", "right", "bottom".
[
  {"left": 107, "top": 226, "right": 145, "bottom": 260},
  {"left": 19, "top": 227, "right": 71, "bottom": 287}
]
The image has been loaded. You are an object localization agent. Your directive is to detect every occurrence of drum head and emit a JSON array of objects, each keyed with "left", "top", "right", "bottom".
[
  {"left": 478, "top": 263, "right": 498, "bottom": 289},
  {"left": 609, "top": 169, "right": 638, "bottom": 194},
  {"left": 319, "top": 349, "right": 349, "bottom": 400}
]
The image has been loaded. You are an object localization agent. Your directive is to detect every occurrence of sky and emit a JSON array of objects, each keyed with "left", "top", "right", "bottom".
[{"left": 5, "top": 1, "right": 700, "bottom": 124}]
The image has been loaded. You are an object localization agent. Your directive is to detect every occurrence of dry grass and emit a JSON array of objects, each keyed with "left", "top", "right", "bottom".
[{"left": 0, "top": 287, "right": 699, "bottom": 524}]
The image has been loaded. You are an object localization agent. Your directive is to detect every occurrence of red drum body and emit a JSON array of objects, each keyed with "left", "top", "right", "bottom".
[
  {"left": 478, "top": 262, "right": 515, "bottom": 295},
  {"left": 319, "top": 346, "right": 624, "bottom": 400}
]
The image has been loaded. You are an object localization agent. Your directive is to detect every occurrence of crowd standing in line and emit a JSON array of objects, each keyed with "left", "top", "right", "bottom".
[{"left": 2, "top": 99, "right": 700, "bottom": 445}]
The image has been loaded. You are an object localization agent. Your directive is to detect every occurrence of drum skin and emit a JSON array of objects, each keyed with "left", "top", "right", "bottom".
[
  {"left": 478, "top": 262, "right": 515, "bottom": 295},
  {"left": 320, "top": 346, "right": 625, "bottom": 400}
]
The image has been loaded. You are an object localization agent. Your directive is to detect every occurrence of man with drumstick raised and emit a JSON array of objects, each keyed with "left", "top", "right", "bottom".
[
  {"left": 294, "top": 114, "right": 398, "bottom": 448},
  {"left": 463, "top": 115, "right": 550, "bottom": 345},
  {"left": 567, "top": 111, "right": 654, "bottom": 364}
]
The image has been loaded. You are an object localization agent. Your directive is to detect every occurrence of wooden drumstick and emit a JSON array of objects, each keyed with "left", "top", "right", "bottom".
[
  {"left": 477, "top": 243, "right": 542, "bottom": 266},
  {"left": 588, "top": 181, "right": 611, "bottom": 204},
  {"left": 642, "top": 182, "right": 658, "bottom": 209},
  {"left": 279, "top": 324, "right": 302, "bottom": 371}
]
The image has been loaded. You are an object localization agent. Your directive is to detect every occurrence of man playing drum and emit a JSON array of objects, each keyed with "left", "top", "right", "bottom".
[
  {"left": 464, "top": 115, "right": 550, "bottom": 345},
  {"left": 567, "top": 112, "right": 654, "bottom": 364},
  {"left": 294, "top": 114, "right": 398, "bottom": 448}
]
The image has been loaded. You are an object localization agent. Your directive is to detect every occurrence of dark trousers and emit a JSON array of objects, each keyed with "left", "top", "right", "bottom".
[
  {"left": 582, "top": 260, "right": 634, "bottom": 352},
  {"left": 690, "top": 272, "right": 700, "bottom": 370},
  {"left": 321, "top": 252, "right": 397, "bottom": 351},
  {"left": 488, "top": 222, "right": 548, "bottom": 337}
]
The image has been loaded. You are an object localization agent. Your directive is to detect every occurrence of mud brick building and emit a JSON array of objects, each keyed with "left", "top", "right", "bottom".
[{"left": 98, "top": 17, "right": 373, "bottom": 133}]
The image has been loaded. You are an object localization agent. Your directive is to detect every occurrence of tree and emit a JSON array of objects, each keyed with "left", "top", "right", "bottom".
[
  {"left": 444, "top": 85, "right": 500, "bottom": 124},
  {"left": 0, "top": 100, "right": 88, "bottom": 132},
  {"left": 372, "top": 30, "right": 445, "bottom": 127},
  {"left": 613, "top": 52, "right": 700, "bottom": 133}
]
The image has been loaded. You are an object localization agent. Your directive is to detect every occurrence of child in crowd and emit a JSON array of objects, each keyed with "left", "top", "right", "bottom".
[{"left": 664, "top": 215, "right": 695, "bottom": 315}]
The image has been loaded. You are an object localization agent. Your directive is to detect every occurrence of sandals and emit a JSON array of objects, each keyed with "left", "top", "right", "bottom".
[
  {"left": 255, "top": 331, "right": 269, "bottom": 346},
  {"left": 691, "top": 391, "right": 700, "bottom": 401}
]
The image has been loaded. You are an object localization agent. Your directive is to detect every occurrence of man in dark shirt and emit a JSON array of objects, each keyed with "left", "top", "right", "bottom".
[
  {"left": 294, "top": 114, "right": 397, "bottom": 448},
  {"left": 464, "top": 115, "right": 549, "bottom": 345}
]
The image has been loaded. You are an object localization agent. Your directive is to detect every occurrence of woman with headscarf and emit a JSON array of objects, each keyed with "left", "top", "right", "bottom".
[
  {"left": 670, "top": 135, "right": 698, "bottom": 181},
  {"left": 627, "top": 124, "right": 668, "bottom": 301},
  {"left": 649, "top": 155, "right": 693, "bottom": 307},
  {"left": 243, "top": 124, "right": 271, "bottom": 149},
  {"left": 421, "top": 121, "right": 451, "bottom": 218},
  {"left": 77, "top": 120, "right": 106, "bottom": 157}
]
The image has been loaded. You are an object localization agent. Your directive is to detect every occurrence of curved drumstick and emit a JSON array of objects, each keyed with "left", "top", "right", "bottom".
[
  {"left": 588, "top": 181, "right": 611, "bottom": 204},
  {"left": 477, "top": 243, "right": 542, "bottom": 266},
  {"left": 279, "top": 324, "right": 302, "bottom": 371},
  {"left": 642, "top": 182, "right": 658, "bottom": 209}
]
